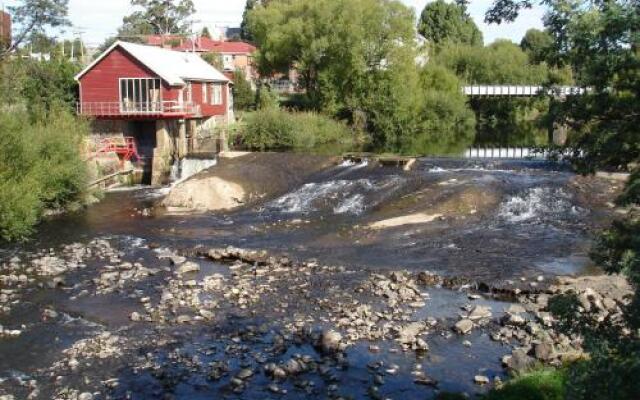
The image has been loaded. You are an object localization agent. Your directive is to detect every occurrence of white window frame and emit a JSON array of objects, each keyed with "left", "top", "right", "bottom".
[
  {"left": 210, "top": 83, "right": 223, "bottom": 105},
  {"left": 119, "top": 77, "right": 162, "bottom": 113}
]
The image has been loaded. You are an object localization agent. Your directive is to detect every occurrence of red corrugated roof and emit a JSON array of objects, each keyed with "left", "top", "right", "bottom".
[{"left": 145, "top": 35, "right": 256, "bottom": 55}]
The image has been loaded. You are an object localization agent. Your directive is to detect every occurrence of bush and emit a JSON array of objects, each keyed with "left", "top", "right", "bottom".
[
  {"left": 238, "top": 109, "right": 354, "bottom": 153},
  {"left": 401, "top": 65, "right": 475, "bottom": 155},
  {"left": 0, "top": 109, "right": 88, "bottom": 241},
  {"left": 483, "top": 368, "right": 566, "bottom": 400},
  {"left": 232, "top": 69, "right": 255, "bottom": 111}
]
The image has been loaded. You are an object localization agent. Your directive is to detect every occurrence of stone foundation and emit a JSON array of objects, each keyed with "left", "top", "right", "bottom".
[{"left": 88, "top": 117, "right": 228, "bottom": 186}]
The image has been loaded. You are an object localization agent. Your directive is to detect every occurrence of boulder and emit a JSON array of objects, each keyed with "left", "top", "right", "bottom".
[
  {"left": 454, "top": 319, "right": 474, "bottom": 335},
  {"left": 321, "top": 330, "right": 343, "bottom": 353},
  {"left": 176, "top": 261, "right": 200, "bottom": 275}
]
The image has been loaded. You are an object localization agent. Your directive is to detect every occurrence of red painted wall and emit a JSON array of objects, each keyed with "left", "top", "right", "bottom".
[{"left": 79, "top": 46, "right": 228, "bottom": 119}]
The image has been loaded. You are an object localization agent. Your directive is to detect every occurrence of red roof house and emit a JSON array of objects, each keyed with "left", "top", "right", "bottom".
[
  {"left": 75, "top": 41, "right": 233, "bottom": 121},
  {"left": 145, "top": 35, "right": 258, "bottom": 80}
]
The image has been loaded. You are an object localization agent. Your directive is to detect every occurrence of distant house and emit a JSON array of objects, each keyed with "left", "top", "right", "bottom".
[
  {"left": 146, "top": 35, "right": 257, "bottom": 82},
  {"left": 0, "top": 10, "right": 11, "bottom": 49},
  {"left": 75, "top": 41, "right": 233, "bottom": 184}
]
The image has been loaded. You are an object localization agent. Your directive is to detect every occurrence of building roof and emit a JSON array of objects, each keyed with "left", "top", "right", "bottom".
[
  {"left": 145, "top": 35, "right": 257, "bottom": 55},
  {"left": 75, "top": 41, "right": 230, "bottom": 86}
]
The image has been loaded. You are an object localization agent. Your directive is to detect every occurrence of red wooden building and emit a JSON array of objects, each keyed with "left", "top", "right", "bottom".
[
  {"left": 76, "top": 41, "right": 233, "bottom": 121},
  {"left": 0, "top": 11, "right": 10, "bottom": 49},
  {"left": 75, "top": 41, "right": 234, "bottom": 184}
]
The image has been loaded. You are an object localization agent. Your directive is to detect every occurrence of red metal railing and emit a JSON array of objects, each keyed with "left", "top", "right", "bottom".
[
  {"left": 91, "top": 137, "right": 140, "bottom": 162},
  {"left": 77, "top": 101, "right": 200, "bottom": 117}
]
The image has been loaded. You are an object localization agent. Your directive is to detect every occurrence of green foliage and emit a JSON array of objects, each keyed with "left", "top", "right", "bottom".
[
  {"left": 246, "top": 0, "right": 416, "bottom": 109},
  {"left": 592, "top": 214, "right": 640, "bottom": 291},
  {"left": 483, "top": 368, "right": 566, "bottom": 400},
  {"left": 520, "top": 29, "right": 554, "bottom": 64},
  {"left": 240, "top": 0, "right": 260, "bottom": 42},
  {"left": 255, "top": 84, "right": 279, "bottom": 110},
  {"left": 434, "top": 40, "right": 555, "bottom": 85},
  {"left": 0, "top": 109, "right": 88, "bottom": 241},
  {"left": 6, "top": 0, "right": 70, "bottom": 56},
  {"left": 123, "top": 0, "right": 195, "bottom": 35},
  {"left": 410, "top": 65, "right": 476, "bottom": 155},
  {"left": 617, "top": 168, "right": 640, "bottom": 207},
  {"left": 246, "top": 0, "right": 476, "bottom": 155},
  {"left": 0, "top": 57, "right": 80, "bottom": 121},
  {"left": 238, "top": 109, "right": 353, "bottom": 153},
  {"left": 201, "top": 52, "right": 224, "bottom": 71},
  {"left": 418, "top": 0, "right": 483, "bottom": 47},
  {"left": 232, "top": 69, "right": 255, "bottom": 111},
  {"left": 201, "top": 27, "right": 211, "bottom": 39},
  {"left": 433, "top": 41, "right": 563, "bottom": 147}
]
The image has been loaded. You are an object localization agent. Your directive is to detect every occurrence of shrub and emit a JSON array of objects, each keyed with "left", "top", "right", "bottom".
[
  {"left": 0, "top": 109, "right": 88, "bottom": 241},
  {"left": 238, "top": 109, "right": 353, "bottom": 153},
  {"left": 232, "top": 69, "right": 255, "bottom": 111}
]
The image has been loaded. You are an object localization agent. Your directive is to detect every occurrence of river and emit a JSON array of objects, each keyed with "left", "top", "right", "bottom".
[{"left": 0, "top": 157, "right": 620, "bottom": 399}]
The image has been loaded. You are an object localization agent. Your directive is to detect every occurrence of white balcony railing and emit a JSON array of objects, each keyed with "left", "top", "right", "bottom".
[{"left": 77, "top": 101, "right": 200, "bottom": 117}]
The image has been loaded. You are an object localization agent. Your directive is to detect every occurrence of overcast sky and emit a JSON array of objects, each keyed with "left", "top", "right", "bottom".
[{"left": 3, "top": 0, "right": 546, "bottom": 47}]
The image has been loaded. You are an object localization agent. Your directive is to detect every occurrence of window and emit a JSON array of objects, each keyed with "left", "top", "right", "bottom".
[
  {"left": 202, "top": 83, "right": 208, "bottom": 104},
  {"left": 210, "top": 83, "right": 223, "bottom": 105},
  {"left": 119, "top": 78, "right": 161, "bottom": 112}
]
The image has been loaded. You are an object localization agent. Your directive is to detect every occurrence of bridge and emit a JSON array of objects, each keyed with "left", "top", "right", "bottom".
[{"left": 462, "top": 85, "right": 587, "bottom": 97}]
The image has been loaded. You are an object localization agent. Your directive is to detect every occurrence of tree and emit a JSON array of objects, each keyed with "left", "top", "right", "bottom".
[
  {"left": 201, "top": 52, "right": 224, "bottom": 71},
  {"left": 417, "top": 0, "right": 483, "bottom": 47},
  {"left": 123, "top": 0, "right": 196, "bottom": 36},
  {"left": 520, "top": 28, "right": 554, "bottom": 64},
  {"left": 3, "top": 0, "right": 70, "bottom": 58},
  {"left": 487, "top": 2, "right": 640, "bottom": 399},
  {"left": 201, "top": 27, "right": 211, "bottom": 39},
  {"left": 232, "top": 69, "right": 254, "bottom": 111},
  {"left": 241, "top": 0, "right": 271, "bottom": 42}
]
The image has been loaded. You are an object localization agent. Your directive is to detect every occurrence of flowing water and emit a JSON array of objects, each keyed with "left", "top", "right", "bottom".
[{"left": 0, "top": 158, "right": 619, "bottom": 399}]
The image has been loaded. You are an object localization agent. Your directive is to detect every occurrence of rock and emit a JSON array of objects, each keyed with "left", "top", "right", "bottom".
[
  {"left": 397, "top": 322, "right": 426, "bottom": 345},
  {"left": 169, "top": 255, "right": 187, "bottom": 265},
  {"left": 474, "top": 375, "right": 490, "bottom": 385},
  {"left": 503, "top": 313, "right": 526, "bottom": 326},
  {"left": 321, "top": 330, "right": 343, "bottom": 353},
  {"left": 506, "top": 304, "right": 526, "bottom": 314},
  {"left": 0, "top": 395, "right": 15, "bottom": 400},
  {"left": 199, "top": 309, "right": 215, "bottom": 320},
  {"left": 176, "top": 261, "right": 200, "bottom": 275},
  {"left": 534, "top": 342, "right": 555, "bottom": 361},
  {"left": 504, "top": 349, "right": 536, "bottom": 373},
  {"left": 468, "top": 305, "right": 492, "bottom": 321},
  {"left": 236, "top": 368, "right": 254, "bottom": 380},
  {"left": 176, "top": 315, "right": 192, "bottom": 324},
  {"left": 78, "top": 393, "right": 93, "bottom": 400},
  {"left": 454, "top": 319, "right": 474, "bottom": 335},
  {"left": 130, "top": 312, "right": 142, "bottom": 322},
  {"left": 414, "top": 376, "right": 438, "bottom": 387}
]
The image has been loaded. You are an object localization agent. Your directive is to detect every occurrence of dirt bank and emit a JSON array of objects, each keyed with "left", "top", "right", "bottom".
[{"left": 162, "top": 152, "right": 340, "bottom": 211}]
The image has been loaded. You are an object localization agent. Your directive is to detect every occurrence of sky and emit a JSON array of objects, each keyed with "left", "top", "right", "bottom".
[{"left": 3, "top": 0, "right": 546, "bottom": 47}]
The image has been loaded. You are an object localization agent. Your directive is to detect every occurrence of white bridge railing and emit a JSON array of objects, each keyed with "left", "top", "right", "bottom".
[
  {"left": 77, "top": 101, "right": 200, "bottom": 117},
  {"left": 465, "top": 147, "right": 550, "bottom": 160},
  {"left": 463, "top": 85, "right": 588, "bottom": 97}
]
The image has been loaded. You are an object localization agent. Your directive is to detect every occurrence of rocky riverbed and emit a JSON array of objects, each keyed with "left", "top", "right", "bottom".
[
  {"left": 0, "top": 157, "right": 630, "bottom": 399},
  {"left": 0, "top": 239, "right": 632, "bottom": 400}
]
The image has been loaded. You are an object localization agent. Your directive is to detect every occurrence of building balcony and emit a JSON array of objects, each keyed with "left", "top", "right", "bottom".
[{"left": 77, "top": 101, "right": 201, "bottom": 119}]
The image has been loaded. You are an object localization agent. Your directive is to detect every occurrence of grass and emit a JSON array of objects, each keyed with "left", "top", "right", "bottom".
[{"left": 482, "top": 368, "right": 566, "bottom": 400}]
